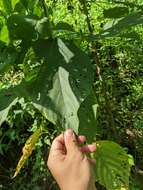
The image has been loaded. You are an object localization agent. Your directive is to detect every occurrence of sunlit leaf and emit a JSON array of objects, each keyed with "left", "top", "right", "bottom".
[
  {"left": 0, "top": 24, "right": 9, "bottom": 44},
  {"left": 1, "top": 0, "right": 12, "bottom": 14},
  {"left": 11, "top": 0, "right": 20, "bottom": 10},
  {"left": 92, "top": 141, "right": 132, "bottom": 190}
]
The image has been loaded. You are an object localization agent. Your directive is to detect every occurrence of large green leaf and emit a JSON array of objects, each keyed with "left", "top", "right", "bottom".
[
  {"left": 92, "top": 141, "right": 132, "bottom": 190},
  {"left": 32, "top": 38, "right": 93, "bottom": 133},
  {"left": 41, "top": 67, "right": 79, "bottom": 131}
]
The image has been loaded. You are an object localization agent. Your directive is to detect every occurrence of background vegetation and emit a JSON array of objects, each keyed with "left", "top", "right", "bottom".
[{"left": 0, "top": 0, "right": 143, "bottom": 189}]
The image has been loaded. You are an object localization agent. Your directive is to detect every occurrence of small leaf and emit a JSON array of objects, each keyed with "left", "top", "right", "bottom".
[
  {"left": 0, "top": 88, "right": 19, "bottom": 126},
  {"left": 92, "top": 141, "right": 132, "bottom": 190},
  {"left": 12, "top": 127, "right": 43, "bottom": 178},
  {"left": 0, "top": 24, "right": 9, "bottom": 44}
]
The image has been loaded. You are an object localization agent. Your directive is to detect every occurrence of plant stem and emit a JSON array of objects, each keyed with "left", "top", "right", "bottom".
[
  {"left": 40, "top": 0, "right": 49, "bottom": 18},
  {"left": 79, "top": 0, "right": 118, "bottom": 139}
]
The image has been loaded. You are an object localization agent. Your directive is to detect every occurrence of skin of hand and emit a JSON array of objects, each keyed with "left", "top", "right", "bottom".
[{"left": 47, "top": 129, "right": 97, "bottom": 190}]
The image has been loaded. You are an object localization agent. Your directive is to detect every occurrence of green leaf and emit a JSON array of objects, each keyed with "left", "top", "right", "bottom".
[
  {"left": 0, "top": 89, "right": 18, "bottom": 126},
  {"left": 92, "top": 141, "right": 132, "bottom": 190},
  {"left": 47, "top": 67, "right": 80, "bottom": 131},
  {"left": 7, "top": 14, "right": 51, "bottom": 40},
  {"left": 86, "top": 12, "right": 143, "bottom": 41},
  {"left": 1, "top": 0, "right": 12, "bottom": 14},
  {"left": 103, "top": 7, "right": 129, "bottom": 18},
  {"left": 20, "top": 0, "right": 39, "bottom": 12},
  {"left": 13, "top": 1, "right": 26, "bottom": 13},
  {"left": 78, "top": 93, "right": 98, "bottom": 143},
  {"left": 7, "top": 14, "right": 38, "bottom": 40},
  {"left": 102, "top": 12, "right": 143, "bottom": 37},
  {"left": 35, "top": 17, "right": 51, "bottom": 38},
  {"left": 0, "top": 25, "right": 9, "bottom": 44},
  {"left": 0, "top": 38, "right": 93, "bottom": 133},
  {"left": 32, "top": 38, "right": 93, "bottom": 133},
  {"left": 0, "top": 48, "right": 17, "bottom": 73},
  {"left": 20, "top": 0, "right": 28, "bottom": 9},
  {"left": 32, "top": 67, "right": 81, "bottom": 132},
  {"left": 11, "top": 0, "right": 20, "bottom": 10},
  {"left": 0, "top": 83, "right": 30, "bottom": 126}
]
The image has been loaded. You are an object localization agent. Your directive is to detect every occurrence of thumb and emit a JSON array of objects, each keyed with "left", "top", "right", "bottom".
[{"left": 64, "top": 129, "right": 79, "bottom": 154}]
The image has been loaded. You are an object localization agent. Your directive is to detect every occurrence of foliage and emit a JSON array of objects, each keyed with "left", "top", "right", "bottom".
[{"left": 0, "top": 0, "right": 143, "bottom": 189}]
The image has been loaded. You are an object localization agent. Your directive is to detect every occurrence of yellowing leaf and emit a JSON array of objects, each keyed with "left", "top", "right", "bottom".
[{"left": 12, "top": 127, "right": 43, "bottom": 178}]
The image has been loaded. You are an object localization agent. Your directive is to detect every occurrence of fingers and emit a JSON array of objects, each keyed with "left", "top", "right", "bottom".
[
  {"left": 50, "top": 133, "right": 66, "bottom": 155},
  {"left": 80, "top": 143, "right": 96, "bottom": 153},
  {"left": 64, "top": 129, "right": 79, "bottom": 154},
  {"left": 51, "top": 129, "right": 96, "bottom": 158},
  {"left": 77, "top": 135, "right": 86, "bottom": 145}
]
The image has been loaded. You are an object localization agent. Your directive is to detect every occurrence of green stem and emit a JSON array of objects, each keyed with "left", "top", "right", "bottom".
[{"left": 40, "top": 0, "right": 49, "bottom": 18}]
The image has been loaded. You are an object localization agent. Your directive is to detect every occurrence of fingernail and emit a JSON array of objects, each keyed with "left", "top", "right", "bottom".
[{"left": 65, "top": 129, "right": 73, "bottom": 137}]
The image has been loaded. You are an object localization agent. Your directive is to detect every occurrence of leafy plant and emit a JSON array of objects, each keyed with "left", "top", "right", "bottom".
[{"left": 0, "top": 0, "right": 143, "bottom": 189}]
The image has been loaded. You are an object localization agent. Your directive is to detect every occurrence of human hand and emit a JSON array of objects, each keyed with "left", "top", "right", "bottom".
[{"left": 47, "top": 129, "right": 96, "bottom": 190}]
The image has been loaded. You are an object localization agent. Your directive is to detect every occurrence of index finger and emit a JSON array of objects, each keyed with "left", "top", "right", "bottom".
[{"left": 51, "top": 133, "right": 64, "bottom": 149}]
